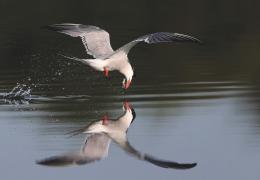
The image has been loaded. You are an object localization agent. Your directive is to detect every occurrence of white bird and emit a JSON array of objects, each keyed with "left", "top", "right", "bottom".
[
  {"left": 45, "top": 23, "right": 202, "bottom": 89},
  {"left": 36, "top": 101, "right": 197, "bottom": 169}
]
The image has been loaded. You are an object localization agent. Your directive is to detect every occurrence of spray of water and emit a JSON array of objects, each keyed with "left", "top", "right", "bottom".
[{"left": 3, "top": 83, "right": 33, "bottom": 103}]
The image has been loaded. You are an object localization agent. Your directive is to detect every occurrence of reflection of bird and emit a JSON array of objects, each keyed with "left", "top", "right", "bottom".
[
  {"left": 45, "top": 23, "right": 201, "bottom": 89},
  {"left": 37, "top": 101, "right": 197, "bottom": 169}
]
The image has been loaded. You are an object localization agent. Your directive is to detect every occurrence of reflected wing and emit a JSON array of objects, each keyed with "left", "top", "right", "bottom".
[
  {"left": 45, "top": 23, "right": 114, "bottom": 58},
  {"left": 65, "top": 120, "right": 98, "bottom": 137},
  {"left": 36, "top": 133, "right": 111, "bottom": 167},
  {"left": 81, "top": 133, "right": 111, "bottom": 159},
  {"left": 143, "top": 154, "right": 197, "bottom": 169},
  {"left": 118, "top": 32, "right": 202, "bottom": 54},
  {"left": 36, "top": 152, "right": 89, "bottom": 167},
  {"left": 118, "top": 140, "right": 197, "bottom": 169}
]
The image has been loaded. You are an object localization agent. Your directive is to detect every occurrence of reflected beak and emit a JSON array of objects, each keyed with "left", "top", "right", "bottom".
[
  {"left": 103, "top": 67, "right": 109, "bottom": 78},
  {"left": 123, "top": 101, "right": 132, "bottom": 111}
]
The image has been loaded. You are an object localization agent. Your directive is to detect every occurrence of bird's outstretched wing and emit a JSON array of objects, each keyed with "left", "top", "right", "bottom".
[
  {"left": 117, "top": 32, "right": 202, "bottom": 54},
  {"left": 45, "top": 23, "right": 114, "bottom": 58},
  {"left": 36, "top": 133, "right": 111, "bottom": 167},
  {"left": 36, "top": 152, "right": 90, "bottom": 167},
  {"left": 65, "top": 119, "right": 99, "bottom": 137},
  {"left": 115, "top": 138, "right": 197, "bottom": 170},
  {"left": 143, "top": 154, "right": 197, "bottom": 169}
]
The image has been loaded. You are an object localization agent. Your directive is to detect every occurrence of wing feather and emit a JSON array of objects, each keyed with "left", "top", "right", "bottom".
[
  {"left": 36, "top": 133, "right": 111, "bottom": 167},
  {"left": 119, "top": 140, "right": 197, "bottom": 169},
  {"left": 117, "top": 32, "right": 202, "bottom": 54},
  {"left": 45, "top": 23, "right": 114, "bottom": 58}
]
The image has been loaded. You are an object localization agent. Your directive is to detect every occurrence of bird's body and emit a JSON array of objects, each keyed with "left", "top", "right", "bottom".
[
  {"left": 45, "top": 23, "right": 201, "bottom": 89},
  {"left": 83, "top": 101, "right": 134, "bottom": 135}
]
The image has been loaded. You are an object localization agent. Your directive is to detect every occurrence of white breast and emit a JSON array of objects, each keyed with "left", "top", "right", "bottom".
[{"left": 105, "top": 52, "right": 129, "bottom": 71}]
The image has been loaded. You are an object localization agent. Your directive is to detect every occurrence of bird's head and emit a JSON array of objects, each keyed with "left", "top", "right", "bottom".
[
  {"left": 122, "top": 70, "right": 134, "bottom": 90},
  {"left": 120, "top": 63, "right": 134, "bottom": 90}
]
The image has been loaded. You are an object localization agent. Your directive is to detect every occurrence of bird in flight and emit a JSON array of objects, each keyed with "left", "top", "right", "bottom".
[
  {"left": 45, "top": 23, "right": 201, "bottom": 89},
  {"left": 36, "top": 101, "right": 197, "bottom": 169}
]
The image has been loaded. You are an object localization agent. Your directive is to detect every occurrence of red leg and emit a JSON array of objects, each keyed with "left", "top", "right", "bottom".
[
  {"left": 102, "top": 114, "right": 109, "bottom": 125},
  {"left": 103, "top": 67, "right": 109, "bottom": 77}
]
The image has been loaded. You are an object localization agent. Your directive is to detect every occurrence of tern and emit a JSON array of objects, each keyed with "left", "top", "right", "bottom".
[
  {"left": 45, "top": 23, "right": 201, "bottom": 89},
  {"left": 36, "top": 101, "right": 197, "bottom": 169}
]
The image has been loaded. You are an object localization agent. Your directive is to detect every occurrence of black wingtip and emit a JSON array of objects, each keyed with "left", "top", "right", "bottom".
[
  {"left": 144, "top": 154, "right": 198, "bottom": 169},
  {"left": 172, "top": 33, "right": 203, "bottom": 45},
  {"left": 185, "top": 37, "right": 203, "bottom": 45},
  {"left": 192, "top": 38, "right": 203, "bottom": 44},
  {"left": 163, "top": 162, "right": 198, "bottom": 169},
  {"left": 184, "top": 36, "right": 203, "bottom": 45},
  {"left": 36, "top": 159, "right": 51, "bottom": 166},
  {"left": 182, "top": 162, "right": 197, "bottom": 169},
  {"left": 36, "top": 157, "right": 73, "bottom": 167},
  {"left": 36, "top": 159, "right": 50, "bottom": 166}
]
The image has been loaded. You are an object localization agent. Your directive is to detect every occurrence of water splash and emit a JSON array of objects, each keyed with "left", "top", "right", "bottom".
[{"left": 1, "top": 83, "right": 33, "bottom": 104}]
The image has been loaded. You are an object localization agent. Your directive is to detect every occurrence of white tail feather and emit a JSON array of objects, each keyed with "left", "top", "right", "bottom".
[
  {"left": 57, "top": 53, "right": 87, "bottom": 64},
  {"left": 58, "top": 53, "right": 105, "bottom": 71}
]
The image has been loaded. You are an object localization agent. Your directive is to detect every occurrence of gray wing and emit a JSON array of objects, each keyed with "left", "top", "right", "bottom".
[
  {"left": 45, "top": 23, "right": 114, "bottom": 58},
  {"left": 65, "top": 119, "right": 98, "bottom": 137},
  {"left": 117, "top": 32, "right": 202, "bottom": 54},
  {"left": 81, "top": 133, "right": 111, "bottom": 160},
  {"left": 36, "top": 133, "right": 111, "bottom": 167}
]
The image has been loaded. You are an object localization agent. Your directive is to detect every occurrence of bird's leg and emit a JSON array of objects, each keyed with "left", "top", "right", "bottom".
[
  {"left": 103, "top": 67, "right": 109, "bottom": 78},
  {"left": 102, "top": 114, "right": 109, "bottom": 125}
]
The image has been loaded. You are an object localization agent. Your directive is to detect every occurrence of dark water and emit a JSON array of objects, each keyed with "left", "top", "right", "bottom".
[{"left": 1, "top": 0, "right": 260, "bottom": 179}]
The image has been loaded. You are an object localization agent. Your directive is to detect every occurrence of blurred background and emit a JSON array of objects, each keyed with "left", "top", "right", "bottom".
[{"left": 1, "top": 0, "right": 260, "bottom": 94}]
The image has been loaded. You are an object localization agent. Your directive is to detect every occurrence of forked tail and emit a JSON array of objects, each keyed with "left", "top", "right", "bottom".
[
  {"left": 58, "top": 53, "right": 104, "bottom": 71},
  {"left": 58, "top": 53, "right": 88, "bottom": 64}
]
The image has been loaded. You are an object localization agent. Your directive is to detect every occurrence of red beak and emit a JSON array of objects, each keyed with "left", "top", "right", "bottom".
[
  {"left": 123, "top": 80, "right": 132, "bottom": 89},
  {"left": 103, "top": 67, "right": 109, "bottom": 77},
  {"left": 123, "top": 101, "right": 132, "bottom": 111}
]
